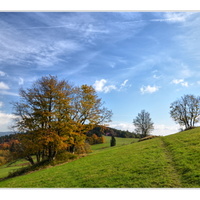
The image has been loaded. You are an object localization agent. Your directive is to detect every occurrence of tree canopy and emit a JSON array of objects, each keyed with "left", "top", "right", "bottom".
[{"left": 12, "top": 75, "right": 112, "bottom": 164}]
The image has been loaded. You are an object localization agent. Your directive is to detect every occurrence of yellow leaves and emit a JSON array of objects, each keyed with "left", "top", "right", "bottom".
[{"left": 13, "top": 75, "right": 112, "bottom": 159}]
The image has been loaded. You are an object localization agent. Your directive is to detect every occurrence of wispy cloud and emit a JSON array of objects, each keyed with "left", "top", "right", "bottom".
[
  {"left": 0, "top": 81, "right": 9, "bottom": 90},
  {"left": 121, "top": 79, "right": 128, "bottom": 87},
  {"left": 151, "top": 12, "right": 195, "bottom": 23},
  {"left": 0, "top": 101, "right": 3, "bottom": 108},
  {"left": 18, "top": 77, "right": 24, "bottom": 85},
  {"left": 0, "top": 91, "right": 19, "bottom": 96},
  {"left": 0, "top": 71, "right": 6, "bottom": 76}
]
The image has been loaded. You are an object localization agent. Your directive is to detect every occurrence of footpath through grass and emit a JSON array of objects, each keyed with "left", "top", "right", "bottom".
[
  {"left": 0, "top": 129, "right": 199, "bottom": 188},
  {"left": 161, "top": 128, "right": 200, "bottom": 187}
]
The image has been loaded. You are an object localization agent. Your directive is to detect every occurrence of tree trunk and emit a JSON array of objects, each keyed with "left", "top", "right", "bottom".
[
  {"left": 36, "top": 152, "right": 41, "bottom": 163},
  {"left": 25, "top": 155, "right": 35, "bottom": 165}
]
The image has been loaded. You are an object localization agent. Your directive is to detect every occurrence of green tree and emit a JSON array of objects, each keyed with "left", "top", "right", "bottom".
[
  {"left": 133, "top": 110, "right": 154, "bottom": 138},
  {"left": 110, "top": 135, "right": 116, "bottom": 147}
]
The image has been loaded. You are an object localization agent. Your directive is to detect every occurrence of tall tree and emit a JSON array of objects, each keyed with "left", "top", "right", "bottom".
[
  {"left": 133, "top": 110, "right": 154, "bottom": 138},
  {"left": 170, "top": 94, "right": 200, "bottom": 130},
  {"left": 12, "top": 75, "right": 112, "bottom": 164}
]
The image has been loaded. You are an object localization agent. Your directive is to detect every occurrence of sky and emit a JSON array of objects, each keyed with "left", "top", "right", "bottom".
[{"left": 1, "top": 12, "right": 200, "bottom": 135}]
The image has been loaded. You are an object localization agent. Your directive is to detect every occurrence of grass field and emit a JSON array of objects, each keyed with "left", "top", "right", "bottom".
[
  {"left": 0, "top": 129, "right": 199, "bottom": 188},
  {"left": 0, "top": 136, "right": 136, "bottom": 179},
  {"left": 91, "top": 136, "right": 138, "bottom": 151}
]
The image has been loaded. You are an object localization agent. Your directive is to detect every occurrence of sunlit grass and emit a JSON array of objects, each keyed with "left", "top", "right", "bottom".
[{"left": 0, "top": 128, "right": 199, "bottom": 188}]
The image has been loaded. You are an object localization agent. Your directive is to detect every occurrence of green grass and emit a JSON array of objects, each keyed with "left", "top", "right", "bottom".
[
  {"left": 0, "top": 159, "right": 30, "bottom": 179},
  {"left": 0, "top": 128, "right": 199, "bottom": 188},
  {"left": 161, "top": 128, "right": 200, "bottom": 187}
]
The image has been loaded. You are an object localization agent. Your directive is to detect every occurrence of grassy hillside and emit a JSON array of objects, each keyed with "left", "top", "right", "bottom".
[
  {"left": 0, "top": 128, "right": 199, "bottom": 188},
  {"left": 0, "top": 159, "right": 31, "bottom": 179}
]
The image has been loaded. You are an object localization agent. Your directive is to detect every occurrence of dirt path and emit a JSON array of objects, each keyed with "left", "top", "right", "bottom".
[{"left": 160, "top": 137, "right": 182, "bottom": 188}]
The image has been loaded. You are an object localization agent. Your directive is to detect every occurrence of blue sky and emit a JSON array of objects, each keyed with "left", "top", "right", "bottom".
[{"left": 1, "top": 12, "right": 200, "bottom": 135}]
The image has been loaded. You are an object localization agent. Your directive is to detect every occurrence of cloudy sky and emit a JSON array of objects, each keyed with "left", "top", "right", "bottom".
[{"left": 1, "top": 12, "right": 200, "bottom": 135}]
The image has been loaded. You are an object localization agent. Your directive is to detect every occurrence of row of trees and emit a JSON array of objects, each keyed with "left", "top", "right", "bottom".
[{"left": 10, "top": 75, "right": 112, "bottom": 165}]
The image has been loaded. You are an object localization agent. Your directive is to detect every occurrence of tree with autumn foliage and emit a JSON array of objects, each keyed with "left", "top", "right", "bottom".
[{"left": 12, "top": 75, "right": 112, "bottom": 165}]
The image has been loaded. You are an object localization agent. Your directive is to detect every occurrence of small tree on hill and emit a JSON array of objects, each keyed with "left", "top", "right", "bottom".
[
  {"left": 170, "top": 94, "right": 200, "bottom": 130},
  {"left": 133, "top": 110, "right": 154, "bottom": 138},
  {"left": 110, "top": 135, "right": 116, "bottom": 147}
]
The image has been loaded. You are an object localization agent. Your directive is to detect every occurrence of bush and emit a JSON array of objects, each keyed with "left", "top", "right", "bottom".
[
  {"left": 74, "top": 143, "right": 92, "bottom": 154},
  {"left": 54, "top": 151, "right": 77, "bottom": 163},
  {"left": 86, "top": 134, "right": 105, "bottom": 145}
]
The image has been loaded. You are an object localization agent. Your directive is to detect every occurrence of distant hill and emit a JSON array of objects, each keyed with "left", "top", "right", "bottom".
[{"left": 0, "top": 132, "right": 13, "bottom": 137}]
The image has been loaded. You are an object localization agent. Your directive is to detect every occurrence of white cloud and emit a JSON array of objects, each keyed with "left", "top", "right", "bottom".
[
  {"left": 93, "top": 79, "right": 130, "bottom": 93},
  {"left": 0, "top": 112, "right": 17, "bottom": 132},
  {"left": 109, "top": 122, "right": 180, "bottom": 136},
  {"left": 109, "top": 122, "right": 135, "bottom": 132},
  {"left": 140, "top": 85, "right": 159, "bottom": 94},
  {"left": 153, "top": 124, "right": 180, "bottom": 136},
  {"left": 172, "top": 79, "right": 188, "bottom": 87},
  {"left": 93, "top": 79, "right": 117, "bottom": 93},
  {"left": 0, "top": 101, "right": 3, "bottom": 108},
  {"left": 172, "top": 79, "right": 184, "bottom": 84},
  {"left": 0, "top": 81, "right": 9, "bottom": 90},
  {"left": 181, "top": 82, "right": 189, "bottom": 87}
]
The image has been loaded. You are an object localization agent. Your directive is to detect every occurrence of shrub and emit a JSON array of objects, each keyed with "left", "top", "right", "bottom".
[
  {"left": 86, "top": 134, "right": 105, "bottom": 145},
  {"left": 74, "top": 143, "right": 92, "bottom": 154},
  {"left": 52, "top": 151, "right": 78, "bottom": 165}
]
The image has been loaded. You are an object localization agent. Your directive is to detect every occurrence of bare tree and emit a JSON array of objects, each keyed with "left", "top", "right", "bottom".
[
  {"left": 133, "top": 110, "right": 154, "bottom": 138},
  {"left": 170, "top": 94, "right": 200, "bottom": 130}
]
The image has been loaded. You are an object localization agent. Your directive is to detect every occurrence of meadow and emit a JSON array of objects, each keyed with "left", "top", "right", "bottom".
[{"left": 0, "top": 129, "right": 199, "bottom": 188}]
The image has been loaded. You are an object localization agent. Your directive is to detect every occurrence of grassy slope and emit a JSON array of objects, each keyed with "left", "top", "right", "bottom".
[
  {"left": 0, "top": 129, "right": 199, "bottom": 188},
  {"left": 161, "top": 128, "right": 200, "bottom": 187},
  {"left": 0, "top": 136, "right": 136, "bottom": 179}
]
